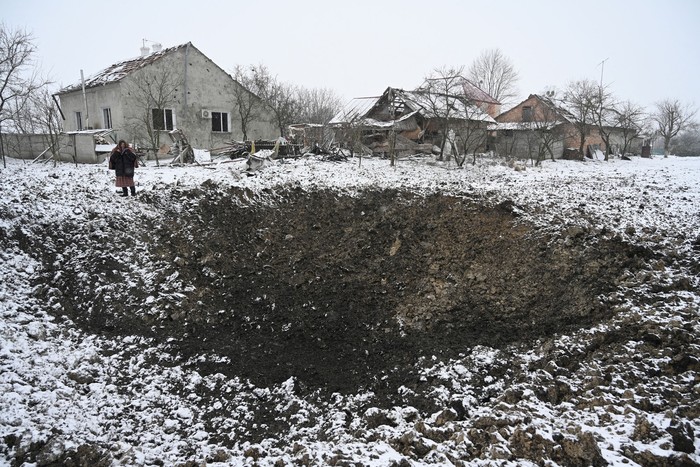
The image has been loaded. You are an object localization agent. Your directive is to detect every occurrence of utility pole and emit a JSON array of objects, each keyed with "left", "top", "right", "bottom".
[
  {"left": 80, "top": 69, "right": 89, "bottom": 130},
  {"left": 597, "top": 58, "right": 609, "bottom": 159}
]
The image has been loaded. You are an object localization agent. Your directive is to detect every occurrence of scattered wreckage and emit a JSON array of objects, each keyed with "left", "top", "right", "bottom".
[{"left": 209, "top": 137, "right": 347, "bottom": 173}]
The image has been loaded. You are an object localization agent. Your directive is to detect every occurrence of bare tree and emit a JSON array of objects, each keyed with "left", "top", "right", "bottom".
[
  {"left": 468, "top": 48, "right": 519, "bottom": 108},
  {"left": 248, "top": 64, "right": 299, "bottom": 137},
  {"left": 454, "top": 104, "right": 490, "bottom": 167},
  {"left": 296, "top": 87, "right": 343, "bottom": 125},
  {"left": 15, "top": 87, "right": 64, "bottom": 164},
  {"left": 0, "top": 24, "right": 47, "bottom": 167},
  {"left": 531, "top": 100, "right": 563, "bottom": 166},
  {"left": 672, "top": 125, "right": 700, "bottom": 156},
  {"left": 615, "top": 100, "right": 646, "bottom": 157},
  {"left": 124, "top": 67, "right": 182, "bottom": 166},
  {"left": 418, "top": 66, "right": 465, "bottom": 161},
  {"left": 563, "top": 79, "right": 600, "bottom": 160},
  {"left": 232, "top": 65, "right": 262, "bottom": 141},
  {"left": 591, "top": 84, "right": 617, "bottom": 160},
  {"left": 652, "top": 99, "right": 697, "bottom": 157}
]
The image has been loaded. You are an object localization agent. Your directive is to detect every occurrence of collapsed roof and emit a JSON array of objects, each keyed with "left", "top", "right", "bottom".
[{"left": 329, "top": 85, "right": 497, "bottom": 130}]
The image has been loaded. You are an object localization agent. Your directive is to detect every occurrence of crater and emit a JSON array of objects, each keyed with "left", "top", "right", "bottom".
[{"left": 45, "top": 187, "right": 650, "bottom": 399}]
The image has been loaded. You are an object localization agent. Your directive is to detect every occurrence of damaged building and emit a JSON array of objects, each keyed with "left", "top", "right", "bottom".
[
  {"left": 55, "top": 42, "right": 276, "bottom": 159},
  {"left": 329, "top": 80, "right": 500, "bottom": 159}
]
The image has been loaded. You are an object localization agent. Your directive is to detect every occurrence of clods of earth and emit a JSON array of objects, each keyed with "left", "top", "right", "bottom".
[{"left": 0, "top": 154, "right": 698, "bottom": 466}]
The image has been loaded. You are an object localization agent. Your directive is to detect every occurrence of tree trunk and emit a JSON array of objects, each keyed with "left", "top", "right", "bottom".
[{"left": 664, "top": 136, "right": 672, "bottom": 157}]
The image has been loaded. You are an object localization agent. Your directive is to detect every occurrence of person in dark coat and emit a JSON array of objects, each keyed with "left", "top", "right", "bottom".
[{"left": 109, "top": 140, "right": 138, "bottom": 196}]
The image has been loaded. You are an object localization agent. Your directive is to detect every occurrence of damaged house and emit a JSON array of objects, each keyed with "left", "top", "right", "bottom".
[
  {"left": 329, "top": 80, "right": 499, "bottom": 161},
  {"left": 495, "top": 94, "right": 636, "bottom": 160},
  {"left": 55, "top": 42, "right": 276, "bottom": 160}
]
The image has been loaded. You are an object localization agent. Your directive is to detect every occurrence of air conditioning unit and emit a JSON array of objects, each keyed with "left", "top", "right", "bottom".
[{"left": 201, "top": 109, "right": 212, "bottom": 119}]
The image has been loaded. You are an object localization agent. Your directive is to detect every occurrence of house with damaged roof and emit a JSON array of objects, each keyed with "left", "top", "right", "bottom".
[
  {"left": 55, "top": 42, "right": 276, "bottom": 158},
  {"left": 495, "top": 94, "right": 638, "bottom": 160},
  {"left": 329, "top": 80, "right": 499, "bottom": 161}
]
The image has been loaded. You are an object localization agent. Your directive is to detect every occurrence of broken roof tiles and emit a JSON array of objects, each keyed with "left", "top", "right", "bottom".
[{"left": 58, "top": 43, "right": 190, "bottom": 94}]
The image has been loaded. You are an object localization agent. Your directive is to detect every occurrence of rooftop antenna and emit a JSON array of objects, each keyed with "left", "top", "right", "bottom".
[{"left": 597, "top": 57, "right": 609, "bottom": 88}]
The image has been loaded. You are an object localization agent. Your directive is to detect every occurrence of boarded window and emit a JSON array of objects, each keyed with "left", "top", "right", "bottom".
[{"left": 522, "top": 106, "right": 533, "bottom": 122}]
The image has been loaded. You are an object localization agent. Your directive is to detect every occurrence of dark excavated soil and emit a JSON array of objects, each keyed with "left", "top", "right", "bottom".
[{"left": 40, "top": 187, "right": 651, "bottom": 410}]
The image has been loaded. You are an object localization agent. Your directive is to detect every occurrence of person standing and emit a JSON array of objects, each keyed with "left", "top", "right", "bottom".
[{"left": 109, "top": 140, "right": 138, "bottom": 196}]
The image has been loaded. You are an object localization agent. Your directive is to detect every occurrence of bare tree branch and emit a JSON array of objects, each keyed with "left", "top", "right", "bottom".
[
  {"left": 0, "top": 24, "right": 49, "bottom": 167},
  {"left": 563, "top": 79, "right": 600, "bottom": 160},
  {"left": 124, "top": 67, "right": 182, "bottom": 166},
  {"left": 232, "top": 65, "right": 262, "bottom": 141},
  {"left": 296, "top": 87, "right": 342, "bottom": 125},
  {"left": 246, "top": 64, "right": 299, "bottom": 137},
  {"left": 468, "top": 48, "right": 519, "bottom": 108},
  {"left": 652, "top": 99, "right": 697, "bottom": 157}
]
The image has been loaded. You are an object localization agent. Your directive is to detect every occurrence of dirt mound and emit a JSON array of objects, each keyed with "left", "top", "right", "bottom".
[{"left": 39, "top": 187, "right": 650, "bottom": 405}]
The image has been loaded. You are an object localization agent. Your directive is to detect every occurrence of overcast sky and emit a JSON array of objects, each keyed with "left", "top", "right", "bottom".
[{"left": 4, "top": 0, "right": 699, "bottom": 111}]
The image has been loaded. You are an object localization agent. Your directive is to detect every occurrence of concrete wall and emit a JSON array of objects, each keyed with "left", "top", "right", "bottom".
[
  {"left": 1, "top": 133, "right": 110, "bottom": 164},
  {"left": 1, "top": 133, "right": 50, "bottom": 160},
  {"left": 496, "top": 129, "right": 565, "bottom": 160}
]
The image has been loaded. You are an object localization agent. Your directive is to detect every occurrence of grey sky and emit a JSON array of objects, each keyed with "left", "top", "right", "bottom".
[{"left": 4, "top": 0, "right": 699, "bottom": 111}]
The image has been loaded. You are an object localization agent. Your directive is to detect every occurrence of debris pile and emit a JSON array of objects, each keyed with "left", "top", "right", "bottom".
[
  {"left": 211, "top": 138, "right": 300, "bottom": 159},
  {"left": 168, "top": 129, "right": 195, "bottom": 164}
]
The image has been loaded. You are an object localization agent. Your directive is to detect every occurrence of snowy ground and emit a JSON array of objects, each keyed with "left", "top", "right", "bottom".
[{"left": 0, "top": 153, "right": 699, "bottom": 466}]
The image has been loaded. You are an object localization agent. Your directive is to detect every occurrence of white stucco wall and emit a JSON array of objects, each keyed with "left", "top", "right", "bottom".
[{"left": 57, "top": 44, "right": 277, "bottom": 151}]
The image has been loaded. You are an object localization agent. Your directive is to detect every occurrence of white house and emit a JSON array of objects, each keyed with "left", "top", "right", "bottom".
[{"left": 56, "top": 42, "right": 276, "bottom": 155}]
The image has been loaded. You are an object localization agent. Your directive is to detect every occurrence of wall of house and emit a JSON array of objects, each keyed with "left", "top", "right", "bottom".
[
  {"left": 562, "top": 125, "right": 606, "bottom": 153},
  {"left": 484, "top": 102, "right": 501, "bottom": 119},
  {"left": 496, "top": 96, "right": 540, "bottom": 123},
  {"left": 58, "top": 82, "right": 125, "bottom": 136},
  {"left": 57, "top": 44, "right": 277, "bottom": 153},
  {"left": 496, "top": 130, "right": 565, "bottom": 160},
  {"left": 169, "top": 46, "right": 276, "bottom": 147}
]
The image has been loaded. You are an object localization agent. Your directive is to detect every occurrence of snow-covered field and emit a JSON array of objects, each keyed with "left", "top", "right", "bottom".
[{"left": 1, "top": 153, "right": 699, "bottom": 466}]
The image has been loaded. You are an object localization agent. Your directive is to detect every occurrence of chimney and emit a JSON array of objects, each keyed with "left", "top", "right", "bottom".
[
  {"left": 140, "top": 45, "right": 150, "bottom": 57},
  {"left": 152, "top": 43, "right": 163, "bottom": 53}
]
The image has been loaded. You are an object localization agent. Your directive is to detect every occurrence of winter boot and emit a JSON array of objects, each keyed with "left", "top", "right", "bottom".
[
  {"left": 130, "top": 186, "right": 136, "bottom": 196},
  {"left": 120, "top": 187, "right": 128, "bottom": 197}
]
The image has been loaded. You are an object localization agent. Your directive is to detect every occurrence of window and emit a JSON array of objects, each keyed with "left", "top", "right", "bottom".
[
  {"left": 211, "top": 111, "right": 229, "bottom": 133},
  {"left": 76, "top": 111, "right": 83, "bottom": 131},
  {"left": 102, "top": 108, "right": 112, "bottom": 129},
  {"left": 522, "top": 106, "right": 533, "bottom": 122},
  {"left": 152, "top": 108, "right": 175, "bottom": 131}
]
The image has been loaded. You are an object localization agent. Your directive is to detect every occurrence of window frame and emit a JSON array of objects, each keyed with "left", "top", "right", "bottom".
[
  {"left": 102, "top": 108, "right": 112, "bottom": 129},
  {"left": 152, "top": 108, "right": 176, "bottom": 131},
  {"left": 211, "top": 111, "right": 230, "bottom": 133},
  {"left": 76, "top": 111, "right": 83, "bottom": 131}
]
